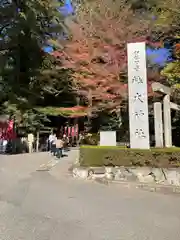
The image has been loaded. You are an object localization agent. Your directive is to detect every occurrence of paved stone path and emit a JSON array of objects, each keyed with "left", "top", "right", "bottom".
[{"left": 0, "top": 150, "right": 180, "bottom": 240}]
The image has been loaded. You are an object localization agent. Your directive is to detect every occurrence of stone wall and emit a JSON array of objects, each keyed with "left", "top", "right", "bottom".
[{"left": 72, "top": 166, "right": 180, "bottom": 186}]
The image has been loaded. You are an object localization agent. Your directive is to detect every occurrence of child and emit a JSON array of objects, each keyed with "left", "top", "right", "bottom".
[{"left": 55, "top": 137, "right": 64, "bottom": 158}]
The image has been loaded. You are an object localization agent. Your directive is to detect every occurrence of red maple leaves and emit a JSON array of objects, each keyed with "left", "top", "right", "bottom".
[
  {"left": 52, "top": 25, "right": 128, "bottom": 114},
  {"left": 52, "top": 0, "right": 157, "bottom": 115}
]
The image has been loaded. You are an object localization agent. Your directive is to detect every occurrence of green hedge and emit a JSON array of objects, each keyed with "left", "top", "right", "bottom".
[{"left": 79, "top": 146, "right": 180, "bottom": 168}]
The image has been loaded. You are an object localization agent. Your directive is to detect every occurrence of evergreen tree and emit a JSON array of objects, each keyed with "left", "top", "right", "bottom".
[
  {"left": 0, "top": 0, "right": 64, "bottom": 100},
  {"left": 0, "top": 0, "right": 67, "bottom": 131}
]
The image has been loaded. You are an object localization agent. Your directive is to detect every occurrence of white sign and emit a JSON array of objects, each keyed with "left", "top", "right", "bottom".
[
  {"left": 100, "top": 131, "right": 116, "bottom": 146},
  {"left": 127, "top": 42, "right": 150, "bottom": 149}
]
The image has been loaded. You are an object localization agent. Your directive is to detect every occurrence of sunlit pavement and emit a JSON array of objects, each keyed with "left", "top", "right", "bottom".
[{"left": 0, "top": 151, "right": 179, "bottom": 240}]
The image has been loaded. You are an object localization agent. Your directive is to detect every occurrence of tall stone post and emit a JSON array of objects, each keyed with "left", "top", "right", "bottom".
[
  {"left": 153, "top": 102, "right": 163, "bottom": 147},
  {"left": 127, "top": 42, "right": 150, "bottom": 149},
  {"left": 27, "top": 133, "right": 34, "bottom": 153},
  {"left": 36, "top": 131, "right": 39, "bottom": 152},
  {"left": 163, "top": 95, "right": 172, "bottom": 147}
]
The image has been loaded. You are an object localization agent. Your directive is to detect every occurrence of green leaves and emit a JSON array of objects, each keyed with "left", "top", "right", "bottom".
[
  {"left": 161, "top": 61, "right": 180, "bottom": 84},
  {"left": 0, "top": 0, "right": 67, "bottom": 131},
  {"left": 0, "top": 101, "right": 50, "bottom": 132}
]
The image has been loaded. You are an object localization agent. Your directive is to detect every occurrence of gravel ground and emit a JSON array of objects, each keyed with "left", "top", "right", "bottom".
[{"left": 0, "top": 151, "right": 179, "bottom": 240}]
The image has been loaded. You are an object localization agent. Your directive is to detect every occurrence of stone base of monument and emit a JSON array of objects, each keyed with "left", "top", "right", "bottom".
[
  {"left": 72, "top": 166, "right": 105, "bottom": 180},
  {"left": 71, "top": 166, "right": 180, "bottom": 193}
]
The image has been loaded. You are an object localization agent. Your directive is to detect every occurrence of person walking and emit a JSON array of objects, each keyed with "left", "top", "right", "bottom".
[
  {"left": 55, "top": 136, "right": 64, "bottom": 159},
  {"left": 48, "top": 132, "right": 53, "bottom": 150},
  {"left": 48, "top": 132, "right": 57, "bottom": 156},
  {"left": 62, "top": 134, "right": 69, "bottom": 151}
]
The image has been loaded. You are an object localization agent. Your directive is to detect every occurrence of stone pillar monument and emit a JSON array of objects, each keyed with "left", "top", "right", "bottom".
[
  {"left": 153, "top": 102, "right": 163, "bottom": 147},
  {"left": 163, "top": 95, "right": 172, "bottom": 147},
  {"left": 27, "top": 133, "right": 34, "bottom": 153},
  {"left": 127, "top": 42, "right": 150, "bottom": 149}
]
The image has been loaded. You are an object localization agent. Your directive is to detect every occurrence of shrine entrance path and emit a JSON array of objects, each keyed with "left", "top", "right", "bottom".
[{"left": 0, "top": 150, "right": 179, "bottom": 240}]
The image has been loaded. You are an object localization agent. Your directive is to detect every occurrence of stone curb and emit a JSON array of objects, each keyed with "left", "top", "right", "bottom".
[
  {"left": 95, "top": 178, "right": 180, "bottom": 195},
  {"left": 71, "top": 166, "right": 180, "bottom": 195}
]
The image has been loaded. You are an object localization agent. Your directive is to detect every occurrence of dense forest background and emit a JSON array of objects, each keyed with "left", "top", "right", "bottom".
[{"left": 0, "top": 0, "right": 180, "bottom": 143}]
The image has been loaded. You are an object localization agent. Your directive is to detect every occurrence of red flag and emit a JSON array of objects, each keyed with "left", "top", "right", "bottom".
[
  {"left": 6, "top": 120, "right": 16, "bottom": 140},
  {"left": 71, "top": 126, "right": 75, "bottom": 137},
  {"left": 75, "top": 124, "right": 78, "bottom": 137},
  {"left": 68, "top": 127, "right": 71, "bottom": 137}
]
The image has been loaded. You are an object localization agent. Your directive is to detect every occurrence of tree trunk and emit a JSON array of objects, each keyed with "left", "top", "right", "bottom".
[
  {"left": 36, "top": 131, "right": 39, "bottom": 152},
  {"left": 87, "top": 89, "right": 92, "bottom": 132}
]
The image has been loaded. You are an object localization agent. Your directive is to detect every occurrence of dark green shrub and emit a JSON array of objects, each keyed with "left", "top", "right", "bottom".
[{"left": 79, "top": 146, "right": 180, "bottom": 168}]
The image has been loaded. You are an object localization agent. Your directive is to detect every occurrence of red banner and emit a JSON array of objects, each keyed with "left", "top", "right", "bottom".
[
  {"left": 0, "top": 120, "right": 16, "bottom": 140},
  {"left": 71, "top": 126, "right": 75, "bottom": 137},
  {"left": 67, "top": 126, "right": 71, "bottom": 137},
  {"left": 75, "top": 124, "right": 78, "bottom": 137},
  {"left": 64, "top": 126, "right": 67, "bottom": 136}
]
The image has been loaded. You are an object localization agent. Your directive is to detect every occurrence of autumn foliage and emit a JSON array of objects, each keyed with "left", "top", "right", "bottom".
[
  {"left": 53, "top": 0, "right": 154, "bottom": 115},
  {"left": 53, "top": 33, "right": 127, "bottom": 114}
]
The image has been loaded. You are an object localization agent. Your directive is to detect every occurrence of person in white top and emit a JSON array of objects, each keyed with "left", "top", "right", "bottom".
[
  {"left": 48, "top": 133, "right": 53, "bottom": 143},
  {"left": 48, "top": 133, "right": 57, "bottom": 155}
]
